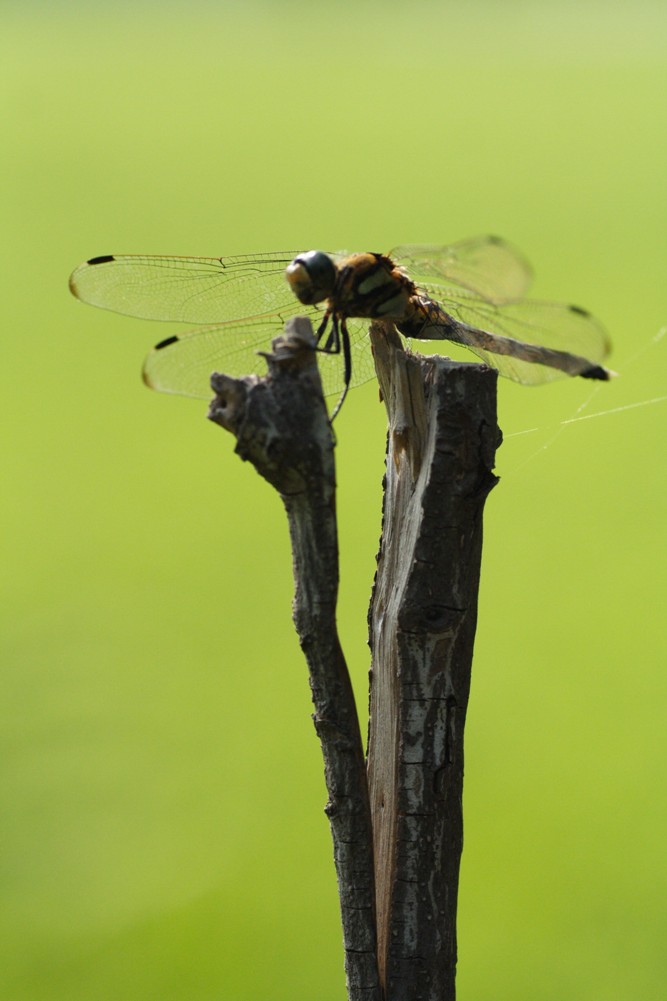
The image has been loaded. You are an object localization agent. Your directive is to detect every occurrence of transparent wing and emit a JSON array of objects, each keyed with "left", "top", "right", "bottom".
[
  {"left": 412, "top": 287, "right": 611, "bottom": 385},
  {"left": 69, "top": 251, "right": 324, "bottom": 324},
  {"left": 71, "top": 240, "right": 608, "bottom": 396},
  {"left": 143, "top": 313, "right": 378, "bottom": 401},
  {"left": 390, "top": 235, "right": 533, "bottom": 303}
]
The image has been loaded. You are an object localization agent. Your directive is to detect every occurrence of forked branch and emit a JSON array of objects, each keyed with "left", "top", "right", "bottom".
[{"left": 208, "top": 317, "right": 501, "bottom": 1001}]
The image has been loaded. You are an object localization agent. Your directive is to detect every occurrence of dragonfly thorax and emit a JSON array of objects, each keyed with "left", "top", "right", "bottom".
[
  {"left": 286, "top": 251, "right": 337, "bottom": 306},
  {"left": 333, "top": 253, "right": 416, "bottom": 321}
]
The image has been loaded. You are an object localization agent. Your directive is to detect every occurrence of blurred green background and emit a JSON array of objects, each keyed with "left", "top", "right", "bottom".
[{"left": 3, "top": 1, "right": 666, "bottom": 998}]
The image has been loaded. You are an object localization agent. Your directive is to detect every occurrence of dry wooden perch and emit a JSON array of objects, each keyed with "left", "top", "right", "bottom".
[
  {"left": 367, "top": 321, "right": 500, "bottom": 999},
  {"left": 208, "top": 316, "right": 501, "bottom": 1001}
]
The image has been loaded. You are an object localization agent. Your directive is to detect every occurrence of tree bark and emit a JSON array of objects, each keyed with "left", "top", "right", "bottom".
[
  {"left": 208, "top": 316, "right": 500, "bottom": 1001},
  {"left": 366, "top": 321, "right": 501, "bottom": 1000},
  {"left": 208, "top": 317, "right": 381, "bottom": 1000}
]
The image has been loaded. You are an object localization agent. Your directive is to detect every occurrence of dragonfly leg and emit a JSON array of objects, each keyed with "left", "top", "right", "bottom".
[
  {"left": 328, "top": 318, "right": 352, "bottom": 422},
  {"left": 312, "top": 312, "right": 351, "bottom": 420},
  {"left": 318, "top": 312, "right": 341, "bottom": 355},
  {"left": 315, "top": 310, "right": 334, "bottom": 349}
]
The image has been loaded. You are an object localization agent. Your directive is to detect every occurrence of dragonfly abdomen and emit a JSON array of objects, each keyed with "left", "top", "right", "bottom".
[
  {"left": 425, "top": 314, "right": 611, "bottom": 380},
  {"left": 397, "top": 297, "right": 611, "bottom": 382}
]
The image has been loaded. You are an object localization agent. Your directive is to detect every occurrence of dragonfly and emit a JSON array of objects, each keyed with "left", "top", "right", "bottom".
[{"left": 69, "top": 236, "right": 612, "bottom": 416}]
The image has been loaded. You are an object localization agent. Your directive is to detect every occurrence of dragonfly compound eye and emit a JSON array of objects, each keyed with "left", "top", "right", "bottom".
[{"left": 286, "top": 251, "right": 337, "bottom": 305}]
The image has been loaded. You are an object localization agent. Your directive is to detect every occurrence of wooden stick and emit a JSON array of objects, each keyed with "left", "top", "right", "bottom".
[
  {"left": 208, "top": 317, "right": 381, "bottom": 1000},
  {"left": 367, "top": 321, "right": 501, "bottom": 999},
  {"left": 209, "top": 316, "right": 500, "bottom": 1000}
]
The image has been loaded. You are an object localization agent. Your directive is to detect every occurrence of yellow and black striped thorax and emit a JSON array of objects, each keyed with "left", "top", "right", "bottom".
[{"left": 333, "top": 253, "right": 416, "bottom": 321}]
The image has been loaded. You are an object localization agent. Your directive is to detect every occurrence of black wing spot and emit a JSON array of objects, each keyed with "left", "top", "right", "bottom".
[
  {"left": 154, "top": 335, "right": 179, "bottom": 350},
  {"left": 568, "top": 304, "right": 590, "bottom": 317},
  {"left": 87, "top": 255, "right": 115, "bottom": 265}
]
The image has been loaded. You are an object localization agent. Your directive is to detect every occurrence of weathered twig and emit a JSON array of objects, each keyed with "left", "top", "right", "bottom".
[
  {"left": 367, "top": 321, "right": 501, "bottom": 1000},
  {"left": 208, "top": 317, "right": 381, "bottom": 1001}
]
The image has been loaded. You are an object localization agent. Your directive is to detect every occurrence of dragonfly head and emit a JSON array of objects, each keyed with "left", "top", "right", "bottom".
[{"left": 286, "top": 251, "right": 337, "bottom": 305}]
